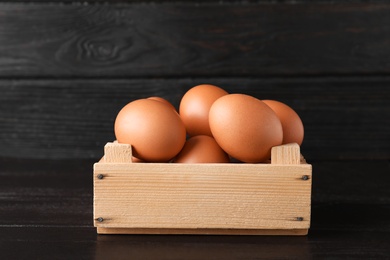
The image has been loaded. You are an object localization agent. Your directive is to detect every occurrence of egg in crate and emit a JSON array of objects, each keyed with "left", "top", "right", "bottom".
[
  {"left": 114, "top": 98, "right": 186, "bottom": 162},
  {"left": 209, "top": 94, "right": 283, "bottom": 163},
  {"left": 263, "top": 100, "right": 304, "bottom": 146},
  {"left": 173, "top": 135, "right": 230, "bottom": 163},
  {"left": 179, "top": 84, "right": 228, "bottom": 137}
]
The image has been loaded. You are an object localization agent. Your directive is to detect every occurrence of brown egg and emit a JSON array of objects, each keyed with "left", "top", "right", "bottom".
[
  {"left": 263, "top": 100, "right": 304, "bottom": 146},
  {"left": 179, "top": 84, "right": 228, "bottom": 137},
  {"left": 147, "top": 96, "right": 177, "bottom": 111},
  {"left": 209, "top": 94, "right": 283, "bottom": 163},
  {"left": 173, "top": 135, "right": 230, "bottom": 163},
  {"left": 114, "top": 99, "right": 186, "bottom": 162}
]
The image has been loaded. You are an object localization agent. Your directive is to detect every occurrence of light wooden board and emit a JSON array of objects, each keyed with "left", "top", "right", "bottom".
[
  {"left": 271, "top": 143, "right": 301, "bottom": 165},
  {"left": 94, "top": 162, "right": 312, "bottom": 231},
  {"left": 104, "top": 142, "right": 132, "bottom": 163}
]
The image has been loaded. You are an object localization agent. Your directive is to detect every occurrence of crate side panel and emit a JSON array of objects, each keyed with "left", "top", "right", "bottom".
[{"left": 94, "top": 163, "right": 311, "bottom": 230}]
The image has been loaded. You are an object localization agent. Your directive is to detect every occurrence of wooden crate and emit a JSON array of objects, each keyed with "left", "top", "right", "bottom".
[{"left": 93, "top": 142, "right": 312, "bottom": 235}]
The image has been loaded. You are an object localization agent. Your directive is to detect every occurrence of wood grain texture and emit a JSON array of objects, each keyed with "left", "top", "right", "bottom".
[
  {"left": 0, "top": 158, "right": 94, "bottom": 227},
  {"left": 0, "top": 77, "right": 388, "bottom": 160},
  {"left": 1, "top": 3, "right": 390, "bottom": 77},
  {"left": 104, "top": 142, "right": 132, "bottom": 163},
  {"left": 93, "top": 160, "right": 312, "bottom": 231},
  {"left": 271, "top": 143, "right": 301, "bottom": 164}
]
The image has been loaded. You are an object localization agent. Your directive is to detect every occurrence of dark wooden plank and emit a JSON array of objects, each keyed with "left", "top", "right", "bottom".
[
  {"left": 1, "top": 227, "right": 389, "bottom": 260},
  {"left": 0, "top": 227, "right": 97, "bottom": 260},
  {"left": 311, "top": 160, "right": 390, "bottom": 205},
  {"left": 1, "top": 3, "right": 390, "bottom": 77},
  {"left": 94, "top": 229, "right": 390, "bottom": 259},
  {"left": 0, "top": 158, "right": 94, "bottom": 226},
  {"left": 0, "top": 77, "right": 389, "bottom": 160},
  {"left": 1, "top": 226, "right": 389, "bottom": 260}
]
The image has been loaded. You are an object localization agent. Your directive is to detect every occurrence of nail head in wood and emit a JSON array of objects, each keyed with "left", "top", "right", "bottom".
[
  {"left": 97, "top": 217, "right": 104, "bottom": 222},
  {"left": 97, "top": 174, "right": 104, "bottom": 180},
  {"left": 302, "top": 175, "right": 309, "bottom": 181},
  {"left": 296, "top": 217, "right": 304, "bottom": 221}
]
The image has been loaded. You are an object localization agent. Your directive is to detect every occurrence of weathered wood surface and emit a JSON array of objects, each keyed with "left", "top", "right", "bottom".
[
  {"left": 1, "top": 77, "right": 388, "bottom": 160},
  {"left": 1, "top": 2, "right": 389, "bottom": 160},
  {"left": 0, "top": 3, "right": 390, "bottom": 77},
  {"left": 0, "top": 158, "right": 389, "bottom": 258}
]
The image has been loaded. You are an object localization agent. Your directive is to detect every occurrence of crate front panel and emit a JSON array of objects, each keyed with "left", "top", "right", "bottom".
[{"left": 94, "top": 163, "right": 311, "bottom": 230}]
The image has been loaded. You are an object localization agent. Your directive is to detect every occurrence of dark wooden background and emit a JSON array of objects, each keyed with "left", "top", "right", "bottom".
[
  {"left": 0, "top": 1, "right": 389, "bottom": 259},
  {"left": 0, "top": 2, "right": 389, "bottom": 161}
]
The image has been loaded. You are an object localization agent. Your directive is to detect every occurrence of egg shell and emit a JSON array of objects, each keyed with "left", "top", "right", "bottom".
[
  {"left": 179, "top": 84, "right": 228, "bottom": 137},
  {"left": 174, "top": 135, "right": 230, "bottom": 163},
  {"left": 147, "top": 96, "right": 177, "bottom": 112},
  {"left": 263, "top": 100, "right": 304, "bottom": 146},
  {"left": 114, "top": 99, "right": 186, "bottom": 162},
  {"left": 209, "top": 94, "right": 283, "bottom": 163}
]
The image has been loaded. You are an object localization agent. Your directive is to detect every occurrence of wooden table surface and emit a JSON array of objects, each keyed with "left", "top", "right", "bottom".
[{"left": 0, "top": 158, "right": 389, "bottom": 259}]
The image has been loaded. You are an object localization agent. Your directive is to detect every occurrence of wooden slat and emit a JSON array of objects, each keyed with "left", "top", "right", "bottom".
[
  {"left": 0, "top": 3, "right": 390, "bottom": 77},
  {"left": 104, "top": 142, "right": 133, "bottom": 163},
  {"left": 271, "top": 143, "right": 301, "bottom": 165},
  {"left": 94, "top": 163, "right": 312, "bottom": 230},
  {"left": 0, "top": 158, "right": 94, "bottom": 227},
  {"left": 0, "top": 77, "right": 388, "bottom": 160}
]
